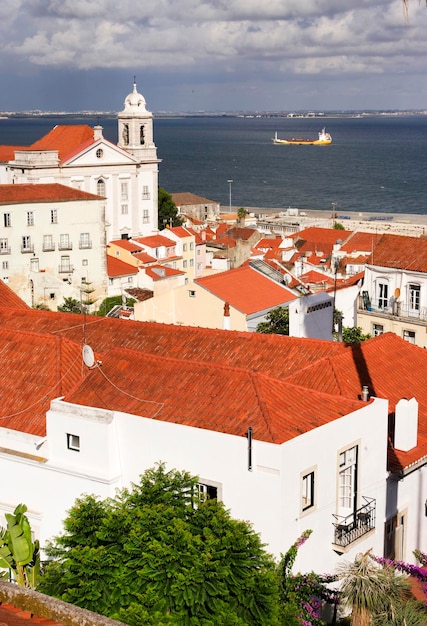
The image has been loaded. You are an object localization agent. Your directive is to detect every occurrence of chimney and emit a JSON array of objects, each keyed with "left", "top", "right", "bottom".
[
  {"left": 94, "top": 125, "right": 103, "bottom": 141},
  {"left": 361, "top": 386, "right": 369, "bottom": 402},
  {"left": 394, "top": 398, "right": 418, "bottom": 451},
  {"left": 223, "top": 301, "right": 230, "bottom": 330}
]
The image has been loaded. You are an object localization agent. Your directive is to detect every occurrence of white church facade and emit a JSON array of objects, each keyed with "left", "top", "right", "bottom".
[{"left": 0, "top": 82, "right": 160, "bottom": 242}]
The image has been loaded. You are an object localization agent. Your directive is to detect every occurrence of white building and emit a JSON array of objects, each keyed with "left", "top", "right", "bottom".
[
  {"left": 0, "top": 294, "right": 425, "bottom": 576},
  {"left": 357, "top": 234, "right": 427, "bottom": 348},
  {"left": 0, "top": 82, "right": 160, "bottom": 241},
  {"left": 0, "top": 183, "right": 107, "bottom": 308}
]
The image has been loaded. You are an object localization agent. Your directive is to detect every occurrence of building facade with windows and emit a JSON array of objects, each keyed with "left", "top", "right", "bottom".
[
  {"left": 0, "top": 82, "right": 159, "bottom": 241},
  {"left": 0, "top": 183, "right": 107, "bottom": 308},
  {"left": 0, "top": 296, "right": 425, "bottom": 577},
  {"left": 357, "top": 234, "right": 427, "bottom": 348}
]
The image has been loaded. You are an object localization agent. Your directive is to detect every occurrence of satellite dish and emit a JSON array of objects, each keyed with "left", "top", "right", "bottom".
[
  {"left": 394, "top": 288, "right": 400, "bottom": 298},
  {"left": 82, "top": 344, "right": 95, "bottom": 368}
]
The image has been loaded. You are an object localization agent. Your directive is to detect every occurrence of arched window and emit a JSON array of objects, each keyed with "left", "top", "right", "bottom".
[
  {"left": 122, "top": 124, "right": 129, "bottom": 145},
  {"left": 97, "top": 178, "right": 106, "bottom": 196}
]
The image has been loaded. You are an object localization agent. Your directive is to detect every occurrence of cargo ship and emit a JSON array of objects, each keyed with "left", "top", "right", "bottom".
[{"left": 272, "top": 128, "right": 332, "bottom": 145}]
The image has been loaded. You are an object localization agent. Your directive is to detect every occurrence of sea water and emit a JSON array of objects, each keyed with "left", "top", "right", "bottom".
[{"left": 1, "top": 114, "right": 426, "bottom": 215}]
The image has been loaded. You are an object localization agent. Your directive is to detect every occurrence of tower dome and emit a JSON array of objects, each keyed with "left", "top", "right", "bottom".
[{"left": 122, "top": 81, "right": 151, "bottom": 116}]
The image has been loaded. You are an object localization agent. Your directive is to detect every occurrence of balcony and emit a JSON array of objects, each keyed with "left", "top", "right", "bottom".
[
  {"left": 59, "top": 242, "right": 73, "bottom": 251},
  {"left": 43, "top": 243, "right": 55, "bottom": 252},
  {"left": 333, "top": 497, "right": 376, "bottom": 549},
  {"left": 58, "top": 265, "right": 73, "bottom": 274},
  {"left": 21, "top": 244, "right": 34, "bottom": 254},
  {"left": 358, "top": 295, "right": 427, "bottom": 323},
  {"left": 0, "top": 247, "right": 11, "bottom": 255}
]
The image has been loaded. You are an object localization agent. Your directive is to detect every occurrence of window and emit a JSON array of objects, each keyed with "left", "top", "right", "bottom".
[
  {"left": 189, "top": 290, "right": 196, "bottom": 297},
  {"left": 338, "top": 445, "right": 358, "bottom": 516},
  {"left": 97, "top": 179, "right": 106, "bottom": 196},
  {"left": 142, "top": 209, "right": 149, "bottom": 224},
  {"left": 67, "top": 433, "right": 80, "bottom": 451},
  {"left": 183, "top": 243, "right": 187, "bottom": 252},
  {"left": 43, "top": 234, "right": 54, "bottom": 251},
  {"left": 82, "top": 259, "right": 88, "bottom": 266},
  {"left": 122, "top": 124, "right": 129, "bottom": 145},
  {"left": 197, "top": 248, "right": 201, "bottom": 255},
  {"left": 408, "top": 284, "right": 420, "bottom": 313},
  {"left": 30, "top": 258, "right": 39, "bottom": 272},
  {"left": 377, "top": 281, "right": 388, "bottom": 309},
  {"left": 372, "top": 323, "right": 384, "bottom": 336},
  {"left": 50, "top": 209, "right": 57, "bottom": 224},
  {"left": 142, "top": 185, "right": 150, "bottom": 199},
  {"left": 121, "top": 204, "right": 128, "bottom": 215},
  {"left": 59, "top": 255, "right": 71, "bottom": 273},
  {"left": 3, "top": 213, "right": 11, "bottom": 227},
  {"left": 121, "top": 182, "right": 128, "bottom": 201},
  {"left": 183, "top": 260, "right": 187, "bottom": 268},
  {"left": 59, "top": 234, "right": 71, "bottom": 250},
  {"left": 301, "top": 470, "right": 315, "bottom": 512},
  {"left": 27, "top": 211, "right": 34, "bottom": 226},
  {"left": 403, "top": 330, "right": 416, "bottom": 344},
  {"left": 190, "top": 242, "right": 194, "bottom": 250},
  {"left": 79, "top": 233, "right": 91, "bottom": 249},
  {"left": 140, "top": 124, "right": 145, "bottom": 145},
  {"left": 193, "top": 481, "right": 220, "bottom": 509},
  {"left": 190, "top": 259, "right": 194, "bottom": 267},
  {"left": 22, "top": 235, "right": 32, "bottom": 252},
  {"left": 197, "top": 262, "right": 202, "bottom": 271},
  {"left": 0, "top": 238, "right": 9, "bottom": 254},
  {"left": 2, "top": 261, "right": 8, "bottom": 270},
  {"left": 96, "top": 148, "right": 103, "bottom": 158}
]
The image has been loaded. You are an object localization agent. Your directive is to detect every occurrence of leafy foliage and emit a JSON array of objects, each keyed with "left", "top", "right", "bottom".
[
  {"left": 0, "top": 503, "right": 40, "bottom": 588},
  {"left": 333, "top": 222, "right": 345, "bottom": 230},
  {"left": 40, "top": 464, "right": 279, "bottom": 625},
  {"left": 57, "top": 297, "right": 82, "bottom": 314},
  {"left": 96, "top": 295, "right": 136, "bottom": 316},
  {"left": 341, "top": 326, "right": 371, "bottom": 344},
  {"left": 256, "top": 306, "right": 289, "bottom": 335},
  {"left": 158, "top": 187, "right": 183, "bottom": 231},
  {"left": 278, "top": 530, "right": 337, "bottom": 626}
]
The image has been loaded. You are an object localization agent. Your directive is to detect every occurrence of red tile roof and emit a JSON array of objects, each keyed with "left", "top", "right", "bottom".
[
  {"left": 109, "top": 239, "right": 142, "bottom": 253},
  {"left": 132, "top": 251, "right": 157, "bottom": 263},
  {"left": 144, "top": 265, "right": 184, "bottom": 280},
  {"left": 107, "top": 256, "right": 138, "bottom": 278},
  {"left": 0, "top": 303, "right": 426, "bottom": 472},
  {"left": 195, "top": 265, "right": 295, "bottom": 315},
  {"left": 165, "top": 226, "right": 193, "bottom": 238},
  {"left": 0, "top": 280, "right": 29, "bottom": 310},
  {"left": 292, "top": 226, "right": 353, "bottom": 244},
  {"left": 0, "top": 146, "right": 25, "bottom": 162},
  {"left": 0, "top": 183, "right": 103, "bottom": 204},
  {"left": 133, "top": 235, "right": 176, "bottom": 248},
  {"left": 340, "top": 231, "right": 382, "bottom": 254},
  {"left": 29, "top": 124, "right": 95, "bottom": 162},
  {"left": 64, "top": 347, "right": 364, "bottom": 444},
  {"left": 366, "top": 233, "right": 427, "bottom": 272}
]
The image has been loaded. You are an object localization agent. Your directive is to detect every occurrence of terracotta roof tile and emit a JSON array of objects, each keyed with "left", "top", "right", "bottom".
[
  {"left": 0, "top": 183, "right": 103, "bottom": 204},
  {"left": 340, "top": 231, "right": 382, "bottom": 253},
  {"left": 109, "top": 239, "right": 142, "bottom": 253},
  {"left": 144, "top": 265, "right": 184, "bottom": 280},
  {"left": 28, "top": 125, "right": 95, "bottom": 162},
  {"left": 107, "top": 256, "right": 138, "bottom": 278},
  {"left": 0, "top": 281, "right": 29, "bottom": 310},
  {"left": 195, "top": 265, "right": 295, "bottom": 314},
  {"left": 366, "top": 233, "right": 427, "bottom": 272},
  {"left": 133, "top": 235, "right": 176, "bottom": 248},
  {"left": 64, "top": 348, "right": 364, "bottom": 444}
]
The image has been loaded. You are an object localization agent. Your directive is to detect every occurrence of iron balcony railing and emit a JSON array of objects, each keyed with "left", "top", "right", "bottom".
[
  {"left": 21, "top": 244, "right": 34, "bottom": 254},
  {"left": 79, "top": 241, "right": 92, "bottom": 249},
  {"left": 359, "top": 296, "right": 427, "bottom": 322},
  {"left": 333, "top": 497, "right": 376, "bottom": 548},
  {"left": 0, "top": 247, "right": 11, "bottom": 255},
  {"left": 58, "top": 242, "right": 73, "bottom": 250}
]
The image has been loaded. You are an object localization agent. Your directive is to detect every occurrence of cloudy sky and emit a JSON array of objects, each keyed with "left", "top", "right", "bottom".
[{"left": 1, "top": 0, "right": 426, "bottom": 113}]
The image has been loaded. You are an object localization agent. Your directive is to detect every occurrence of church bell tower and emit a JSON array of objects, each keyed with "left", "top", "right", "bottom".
[{"left": 117, "top": 81, "right": 157, "bottom": 161}]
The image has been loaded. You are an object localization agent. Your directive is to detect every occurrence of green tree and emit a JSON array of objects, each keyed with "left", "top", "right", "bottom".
[
  {"left": 256, "top": 307, "right": 289, "bottom": 335},
  {"left": 333, "top": 221, "right": 345, "bottom": 230},
  {"left": 237, "top": 207, "right": 248, "bottom": 223},
  {"left": 342, "top": 327, "right": 371, "bottom": 344},
  {"left": 0, "top": 503, "right": 40, "bottom": 588},
  {"left": 96, "top": 295, "right": 136, "bottom": 316},
  {"left": 57, "top": 297, "right": 82, "bottom": 314},
  {"left": 40, "top": 464, "right": 279, "bottom": 626},
  {"left": 337, "top": 550, "right": 410, "bottom": 626},
  {"left": 158, "top": 188, "right": 183, "bottom": 231}
]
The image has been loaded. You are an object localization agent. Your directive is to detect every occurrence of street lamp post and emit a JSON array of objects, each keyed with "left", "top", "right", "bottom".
[{"left": 227, "top": 179, "right": 233, "bottom": 212}]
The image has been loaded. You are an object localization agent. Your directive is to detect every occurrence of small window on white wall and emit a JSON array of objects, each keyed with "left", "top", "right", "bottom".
[
  {"left": 67, "top": 433, "right": 80, "bottom": 451},
  {"left": 301, "top": 469, "right": 316, "bottom": 512}
]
